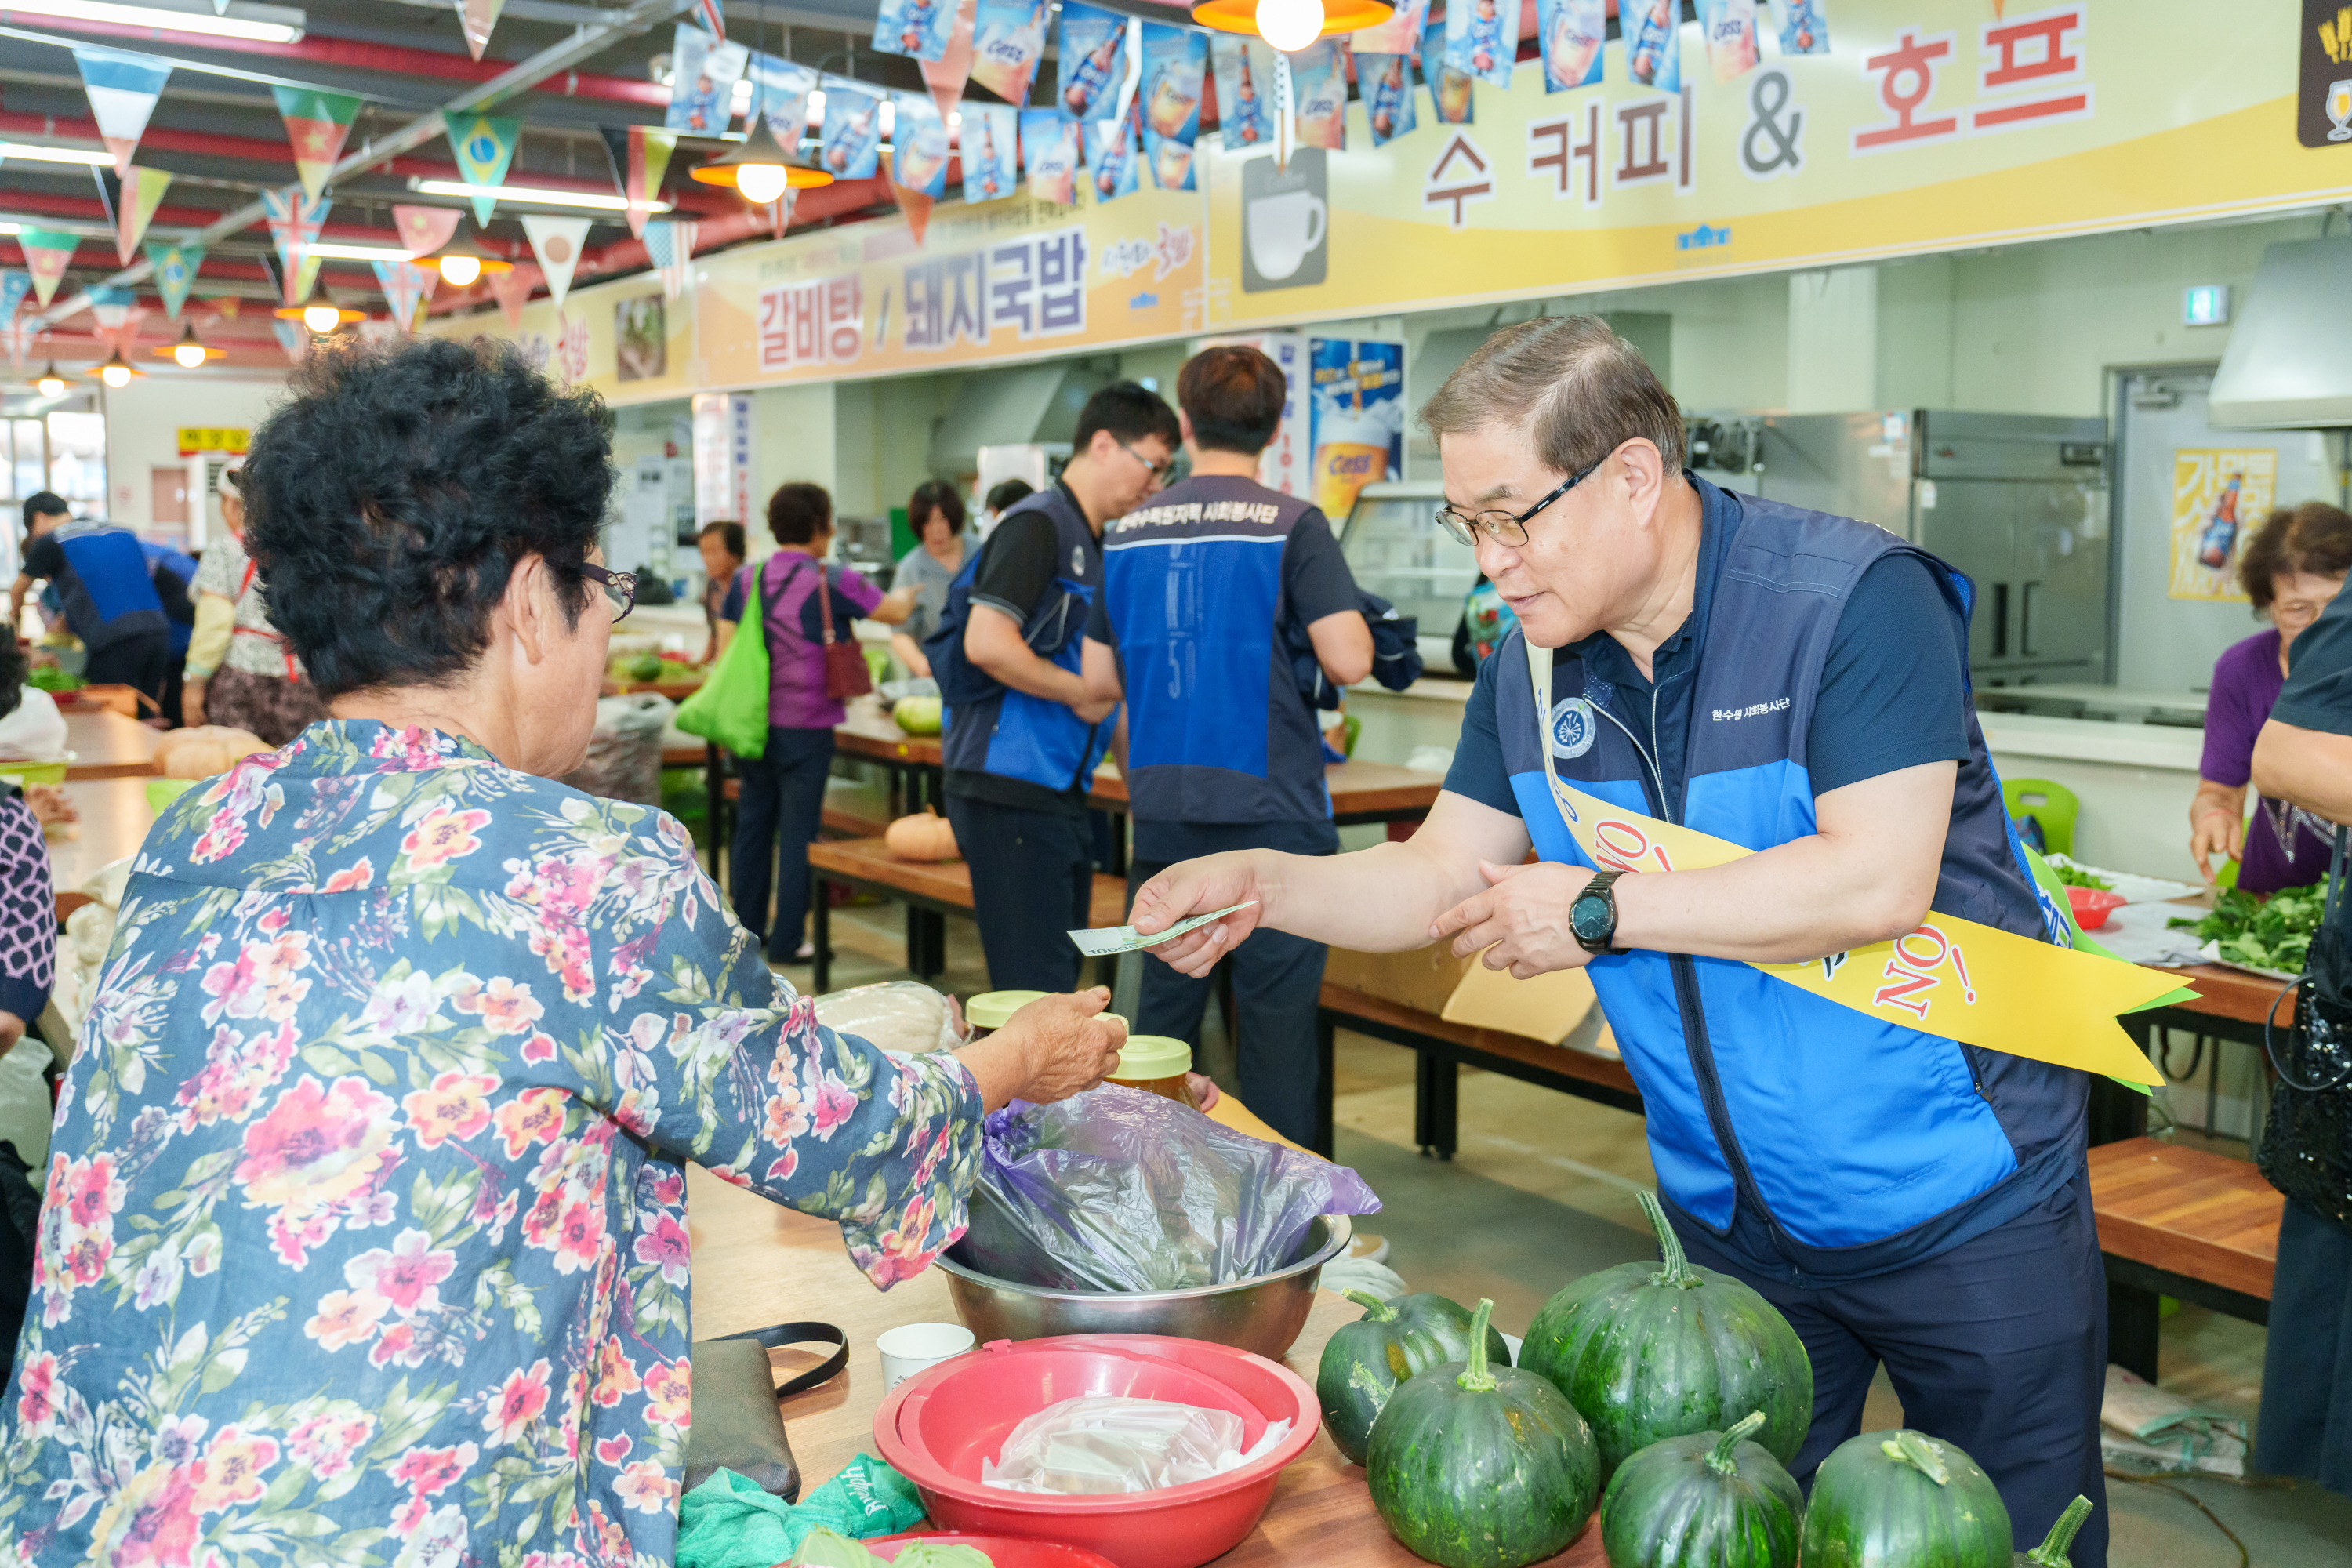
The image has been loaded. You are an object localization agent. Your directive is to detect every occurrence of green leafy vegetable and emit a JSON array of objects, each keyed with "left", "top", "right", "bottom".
[
  {"left": 2048, "top": 860, "right": 2111, "bottom": 891},
  {"left": 891, "top": 1545, "right": 995, "bottom": 1568},
  {"left": 27, "top": 666, "right": 82, "bottom": 693},
  {"left": 790, "top": 1530, "right": 887, "bottom": 1568},
  {"left": 2167, "top": 885, "right": 2325, "bottom": 974}
]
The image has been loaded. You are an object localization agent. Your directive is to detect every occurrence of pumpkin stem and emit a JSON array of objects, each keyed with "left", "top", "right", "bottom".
[
  {"left": 2024, "top": 1496, "right": 2095, "bottom": 1566},
  {"left": 1456, "top": 1298, "right": 1499, "bottom": 1393},
  {"left": 1341, "top": 1289, "right": 1397, "bottom": 1322},
  {"left": 1879, "top": 1431, "right": 1951, "bottom": 1486},
  {"left": 1704, "top": 1412, "right": 1769, "bottom": 1476},
  {"left": 1638, "top": 1190, "right": 1701, "bottom": 1290}
]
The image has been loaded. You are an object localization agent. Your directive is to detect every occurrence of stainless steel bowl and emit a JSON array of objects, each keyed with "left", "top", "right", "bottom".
[{"left": 933, "top": 1214, "right": 1352, "bottom": 1362}]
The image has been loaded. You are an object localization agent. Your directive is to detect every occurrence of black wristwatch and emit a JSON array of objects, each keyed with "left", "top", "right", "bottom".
[{"left": 1570, "top": 870, "right": 1627, "bottom": 956}]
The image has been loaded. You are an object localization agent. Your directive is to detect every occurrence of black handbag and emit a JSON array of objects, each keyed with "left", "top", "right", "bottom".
[
  {"left": 681, "top": 1321, "right": 848, "bottom": 1501},
  {"left": 2258, "top": 826, "right": 2352, "bottom": 1232}
]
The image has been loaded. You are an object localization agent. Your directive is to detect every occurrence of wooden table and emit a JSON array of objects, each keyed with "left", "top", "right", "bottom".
[
  {"left": 2088, "top": 1134, "right": 2280, "bottom": 1380},
  {"left": 2086, "top": 961, "right": 2299, "bottom": 1145},
  {"left": 47, "top": 777, "right": 153, "bottom": 906},
  {"left": 687, "top": 1170, "right": 1609, "bottom": 1568},
  {"left": 60, "top": 706, "right": 164, "bottom": 780},
  {"left": 807, "top": 837, "right": 1127, "bottom": 991}
]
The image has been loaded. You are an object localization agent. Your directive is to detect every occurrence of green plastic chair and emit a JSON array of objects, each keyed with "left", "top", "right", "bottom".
[{"left": 2002, "top": 778, "right": 2079, "bottom": 857}]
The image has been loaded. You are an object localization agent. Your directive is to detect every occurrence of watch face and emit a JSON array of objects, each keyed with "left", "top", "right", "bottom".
[{"left": 1570, "top": 890, "right": 1610, "bottom": 942}]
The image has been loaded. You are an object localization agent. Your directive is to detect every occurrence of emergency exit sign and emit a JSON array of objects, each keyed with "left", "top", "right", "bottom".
[{"left": 176, "top": 427, "right": 250, "bottom": 456}]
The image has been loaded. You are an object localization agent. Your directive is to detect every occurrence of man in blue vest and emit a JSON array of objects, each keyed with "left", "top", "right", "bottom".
[
  {"left": 1079, "top": 344, "right": 1372, "bottom": 1145},
  {"left": 9, "top": 494, "right": 171, "bottom": 709},
  {"left": 1122, "top": 318, "right": 2108, "bottom": 1564},
  {"left": 934, "top": 383, "right": 1180, "bottom": 993}
]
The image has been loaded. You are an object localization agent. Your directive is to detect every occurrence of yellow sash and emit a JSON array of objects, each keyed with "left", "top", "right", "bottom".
[{"left": 1526, "top": 647, "right": 2172, "bottom": 1086}]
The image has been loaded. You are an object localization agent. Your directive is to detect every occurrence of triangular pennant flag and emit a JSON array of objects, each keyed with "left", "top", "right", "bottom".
[
  {"left": 520, "top": 215, "right": 591, "bottom": 312},
  {"left": 372, "top": 258, "right": 433, "bottom": 332},
  {"left": 391, "top": 204, "right": 462, "bottom": 260},
  {"left": 0, "top": 272, "right": 29, "bottom": 333},
  {"left": 270, "top": 317, "right": 307, "bottom": 364},
  {"left": 642, "top": 220, "right": 698, "bottom": 301},
  {"left": 629, "top": 125, "right": 674, "bottom": 241},
  {"left": 456, "top": 0, "right": 506, "bottom": 60},
  {"left": 891, "top": 178, "right": 933, "bottom": 246},
  {"left": 144, "top": 241, "right": 204, "bottom": 318},
  {"left": 87, "top": 285, "right": 136, "bottom": 332},
  {"left": 273, "top": 86, "right": 361, "bottom": 202},
  {"left": 114, "top": 166, "right": 172, "bottom": 263},
  {"left": 443, "top": 110, "right": 521, "bottom": 225},
  {"left": 73, "top": 45, "right": 170, "bottom": 177},
  {"left": 487, "top": 263, "right": 537, "bottom": 330},
  {"left": 259, "top": 189, "right": 330, "bottom": 306},
  {"left": 921, "top": 0, "right": 977, "bottom": 126},
  {"left": 692, "top": 0, "right": 725, "bottom": 41},
  {"left": 2, "top": 320, "right": 31, "bottom": 372},
  {"left": 16, "top": 229, "right": 79, "bottom": 307}
]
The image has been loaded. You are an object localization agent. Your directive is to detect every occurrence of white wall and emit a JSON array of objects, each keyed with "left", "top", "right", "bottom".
[{"left": 100, "top": 372, "right": 289, "bottom": 538}]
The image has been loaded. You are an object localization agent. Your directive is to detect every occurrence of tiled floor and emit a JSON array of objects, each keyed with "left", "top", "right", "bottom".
[{"left": 796, "top": 895, "right": 2352, "bottom": 1566}]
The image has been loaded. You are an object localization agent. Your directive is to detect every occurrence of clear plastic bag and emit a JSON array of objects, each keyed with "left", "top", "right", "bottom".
[
  {"left": 562, "top": 693, "right": 676, "bottom": 805},
  {"left": 953, "top": 1084, "right": 1381, "bottom": 1293},
  {"left": 980, "top": 1396, "right": 1292, "bottom": 1495},
  {"left": 811, "top": 981, "right": 967, "bottom": 1056}
]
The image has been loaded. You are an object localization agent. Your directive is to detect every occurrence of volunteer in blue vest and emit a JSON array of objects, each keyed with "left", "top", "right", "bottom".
[
  {"left": 932, "top": 383, "right": 1179, "bottom": 993},
  {"left": 8, "top": 493, "right": 172, "bottom": 709},
  {"left": 1079, "top": 344, "right": 1372, "bottom": 1145},
  {"left": 1123, "top": 318, "right": 2107, "bottom": 1564}
]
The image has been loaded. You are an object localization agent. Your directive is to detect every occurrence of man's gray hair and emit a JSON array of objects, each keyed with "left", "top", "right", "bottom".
[{"left": 1419, "top": 315, "right": 1686, "bottom": 477}]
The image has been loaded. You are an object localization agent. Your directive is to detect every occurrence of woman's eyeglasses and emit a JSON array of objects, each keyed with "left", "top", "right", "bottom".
[
  {"left": 1432, "top": 455, "right": 1607, "bottom": 548},
  {"left": 582, "top": 562, "right": 637, "bottom": 622}
]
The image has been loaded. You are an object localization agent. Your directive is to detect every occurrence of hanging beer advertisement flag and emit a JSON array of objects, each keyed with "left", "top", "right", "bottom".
[
  {"left": 456, "top": 0, "right": 505, "bottom": 60},
  {"left": 0, "top": 272, "right": 29, "bottom": 335},
  {"left": 443, "top": 110, "right": 521, "bottom": 223},
  {"left": 891, "top": 91, "right": 953, "bottom": 199},
  {"left": 1353, "top": 0, "right": 1425, "bottom": 54},
  {"left": 1055, "top": 4, "right": 1127, "bottom": 122},
  {"left": 1446, "top": 0, "right": 1513, "bottom": 88},
  {"left": 1698, "top": 0, "right": 1760, "bottom": 82},
  {"left": 1621, "top": 0, "right": 1682, "bottom": 93},
  {"left": 970, "top": 0, "right": 1048, "bottom": 107},
  {"left": 961, "top": 102, "right": 1019, "bottom": 204},
  {"left": 1143, "top": 127, "right": 1195, "bottom": 191},
  {"left": 114, "top": 166, "right": 172, "bottom": 262},
  {"left": 745, "top": 55, "right": 818, "bottom": 151},
  {"left": 819, "top": 81, "right": 884, "bottom": 182},
  {"left": 1537, "top": 0, "right": 1605, "bottom": 92},
  {"left": 1421, "top": 20, "right": 1475, "bottom": 123},
  {"left": 1087, "top": 118, "right": 1138, "bottom": 204},
  {"left": 392, "top": 204, "right": 462, "bottom": 259},
  {"left": 17, "top": 228, "right": 79, "bottom": 307},
  {"left": 259, "top": 188, "right": 329, "bottom": 306},
  {"left": 1774, "top": 0, "right": 1831, "bottom": 55},
  {"left": 1360, "top": 52, "right": 1419, "bottom": 145},
  {"left": 72, "top": 45, "right": 170, "bottom": 176},
  {"left": 274, "top": 86, "right": 362, "bottom": 201},
  {"left": 1290, "top": 38, "right": 1351, "bottom": 151},
  {"left": 1137, "top": 23, "right": 1206, "bottom": 147},
  {"left": 372, "top": 257, "right": 433, "bottom": 330},
  {"left": 488, "top": 262, "right": 538, "bottom": 330},
  {"left": 873, "top": 0, "right": 956, "bottom": 62},
  {"left": 521, "top": 215, "right": 592, "bottom": 311},
  {"left": 665, "top": 24, "right": 749, "bottom": 136},
  {"left": 145, "top": 241, "right": 204, "bottom": 318},
  {"left": 1020, "top": 109, "right": 1079, "bottom": 205},
  {"left": 1209, "top": 37, "right": 1277, "bottom": 151},
  {"left": 922, "top": 0, "right": 977, "bottom": 125}
]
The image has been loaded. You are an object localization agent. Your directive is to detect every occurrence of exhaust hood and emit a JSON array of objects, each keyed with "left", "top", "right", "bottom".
[
  {"left": 2209, "top": 238, "right": 2352, "bottom": 429},
  {"left": 927, "top": 362, "right": 1112, "bottom": 476}
]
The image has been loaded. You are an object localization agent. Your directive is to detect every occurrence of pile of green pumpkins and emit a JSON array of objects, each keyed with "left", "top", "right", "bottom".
[{"left": 1316, "top": 1191, "right": 2096, "bottom": 1568}]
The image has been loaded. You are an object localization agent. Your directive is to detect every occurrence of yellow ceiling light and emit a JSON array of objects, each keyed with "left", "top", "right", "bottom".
[
  {"left": 87, "top": 347, "right": 140, "bottom": 387},
  {"left": 1189, "top": 0, "right": 1392, "bottom": 49},
  {"left": 688, "top": 116, "right": 831, "bottom": 202},
  {"left": 274, "top": 299, "right": 365, "bottom": 334},
  {"left": 429, "top": 232, "right": 515, "bottom": 289},
  {"left": 34, "top": 361, "right": 66, "bottom": 397},
  {"left": 154, "top": 322, "right": 222, "bottom": 367}
]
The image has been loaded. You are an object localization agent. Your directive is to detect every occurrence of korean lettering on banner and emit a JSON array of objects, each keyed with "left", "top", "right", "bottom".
[
  {"left": 757, "top": 274, "right": 864, "bottom": 372},
  {"left": 1528, "top": 86, "right": 1695, "bottom": 203},
  {"left": 176, "top": 426, "right": 251, "bottom": 456},
  {"left": 1853, "top": 3, "right": 2087, "bottom": 154},
  {"left": 904, "top": 227, "right": 1088, "bottom": 354}
]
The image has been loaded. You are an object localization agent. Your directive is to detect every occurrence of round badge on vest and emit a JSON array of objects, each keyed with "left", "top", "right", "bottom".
[
  {"left": 1071, "top": 543, "right": 1086, "bottom": 575},
  {"left": 1548, "top": 696, "right": 1598, "bottom": 759}
]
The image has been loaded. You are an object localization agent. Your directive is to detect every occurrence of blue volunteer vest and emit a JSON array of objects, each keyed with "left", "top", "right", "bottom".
[
  {"left": 1100, "top": 475, "right": 1332, "bottom": 826},
  {"left": 1497, "top": 484, "right": 2086, "bottom": 1283},
  {"left": 53, "top": 521, "right": 165, "bottom": 652},
  {"left": 935, "top": 486, "right": 1111, "bottom": 796}
]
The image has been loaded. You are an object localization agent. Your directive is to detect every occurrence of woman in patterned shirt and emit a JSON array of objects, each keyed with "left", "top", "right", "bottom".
[{"left": 0, "top": 337, "right": 1126, "bottom": 1567}]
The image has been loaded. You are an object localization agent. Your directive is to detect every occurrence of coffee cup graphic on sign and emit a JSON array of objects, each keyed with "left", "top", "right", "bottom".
[{"left": 1240, "top": 147, "right": 1329, "bottom": 292}]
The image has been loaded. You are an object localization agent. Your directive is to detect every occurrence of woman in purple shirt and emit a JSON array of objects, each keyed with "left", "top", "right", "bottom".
[
  {"left": 718, "top": 484, "right": 916, "bottom": 962},
  {"left": 2190, "top": 501, "right": 2352, "bottom": 887}
]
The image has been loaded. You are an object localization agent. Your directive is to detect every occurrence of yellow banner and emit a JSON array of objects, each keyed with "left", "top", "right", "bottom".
[
  {"left": 176, "top": 426, "right": 249, "bottom": 456},
  {"left": 1526, "top": 650, "right": 2170, "bottom": 1086}
]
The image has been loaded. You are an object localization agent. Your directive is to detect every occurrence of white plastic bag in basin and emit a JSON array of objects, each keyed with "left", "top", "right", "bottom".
[{"left": 980, "top": 1396, "right": 1292, "bottom": 1495}]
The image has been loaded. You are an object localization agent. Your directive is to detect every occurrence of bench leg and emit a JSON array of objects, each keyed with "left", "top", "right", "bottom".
[
  {"left": 2107, "top": 1266, "right": 2161, "bottom": 1383},
  {"left": 1416, "top": 1051, "right": 1458, "bottom": 1161},
  {"left": 1312, "top": 1011, "right": 1336, "bottom": 1159},
  {"left": 813, "top": 878, "right": 832, "bottom": 994},
  {"left": 2089, "top": 1061, "right": 2150, "bottom": 1147}
]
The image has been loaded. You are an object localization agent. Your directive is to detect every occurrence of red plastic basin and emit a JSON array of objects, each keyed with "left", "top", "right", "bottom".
[
  {"left": 873, "top": 1334, "right": 1320, "bottom": 1568},
  {"left": 2067, "top": 884, "right": 2125, "bottom": 931}
]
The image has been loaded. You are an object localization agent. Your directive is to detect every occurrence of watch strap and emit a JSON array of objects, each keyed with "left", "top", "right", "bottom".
[{"left": 1574, "top": 869, "right": 1625, "bottom": 956}]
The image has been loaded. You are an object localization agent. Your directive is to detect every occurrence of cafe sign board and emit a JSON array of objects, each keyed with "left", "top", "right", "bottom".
[{"left": 176, "top": 427, "right": 249, "bottom": 456}]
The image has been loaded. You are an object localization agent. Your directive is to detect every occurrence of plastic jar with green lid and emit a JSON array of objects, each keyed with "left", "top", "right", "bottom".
[
  {"left": 964, "top": 990, "right": 1047, "bottom": 1038},
  {"left": 1109, "top": 1034, "right": 1194, "bottom": 1105}
]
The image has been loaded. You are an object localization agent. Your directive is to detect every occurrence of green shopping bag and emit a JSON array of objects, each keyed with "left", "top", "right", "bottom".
[{"left": 677, "top": 564, "right": 771, "bottom": 759}]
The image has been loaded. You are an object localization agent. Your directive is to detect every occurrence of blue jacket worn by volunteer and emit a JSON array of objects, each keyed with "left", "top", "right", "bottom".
[
  {"left": 1447, "top": 474, "right": 2109, "bottom": 1563},
  {"left": 1086, "top": 474, "right": 1363, "bottom": 1145},
  {"left": 22, "top": 519, "right": 172, "bottom": 701},
  {"left": 927, "top": 480, "right": 1115, "bottom": 993}
]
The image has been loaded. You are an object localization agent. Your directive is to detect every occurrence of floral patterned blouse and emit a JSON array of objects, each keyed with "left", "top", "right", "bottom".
[{"left": 0, "top": 720, "right": 985, "bottom": 1567}]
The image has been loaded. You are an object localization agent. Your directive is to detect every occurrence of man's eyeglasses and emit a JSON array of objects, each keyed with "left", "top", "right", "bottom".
[
  {"left": 582, "top": 562, "right": 637, "bottom": 622},
  {"left": 1117, "top": 439, "right": 1175, "bottom": 485},
  {"left": 1433, "top": 455, "right": 1606, "bottom": 548}
]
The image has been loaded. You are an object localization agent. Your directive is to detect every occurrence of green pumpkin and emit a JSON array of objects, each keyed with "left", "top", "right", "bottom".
[
  {"left": 1598, "top": 1411, "right": 1802, "bottom": 1568},
  {"left": 1318, "top": 1288, "right": 1514, "bottom": 1465},
  {"left": 1367, "top": 1298, "right": 1600, "bottom": 1568},
  {"left": 1799, "top": 1429, "right": 2013, "bottom": 1568},
  {"left": 2015, "top": 1496, "right": 2095, "bottom": 1566},
  {"left": 1520, "top": 1191, "right": 1813, "bottom": 1482}
]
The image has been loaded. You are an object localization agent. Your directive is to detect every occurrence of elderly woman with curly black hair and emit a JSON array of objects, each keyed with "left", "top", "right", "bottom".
[{"left": 0, "top": 337, "right": 1124, "bottom": 1566}]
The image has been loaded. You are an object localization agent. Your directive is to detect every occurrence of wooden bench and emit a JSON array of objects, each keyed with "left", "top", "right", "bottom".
[
  {"left": 1313, "top": 983, "right": 1645, "bottom": 1160},
  {"left": 806, "top": 837, "right": 1127, "bottom": 993},
  {"left": 2088, "top": 1136, "right": 2281, "bottom": 1381}
]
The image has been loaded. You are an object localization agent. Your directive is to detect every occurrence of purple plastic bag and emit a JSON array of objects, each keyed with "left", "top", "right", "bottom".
[{"left": 950, "top": 1084, "right": 1381, "bottom": 1293}]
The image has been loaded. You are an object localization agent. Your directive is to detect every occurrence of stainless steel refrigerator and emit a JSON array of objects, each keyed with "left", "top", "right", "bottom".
[{"left": 1697, "top": 410, "right": 2112, "bottom": 684}]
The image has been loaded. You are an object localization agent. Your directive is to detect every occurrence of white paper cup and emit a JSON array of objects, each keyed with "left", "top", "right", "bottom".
[{"left": 877, "top": 1322, "right": 975, "bottom": 1390}]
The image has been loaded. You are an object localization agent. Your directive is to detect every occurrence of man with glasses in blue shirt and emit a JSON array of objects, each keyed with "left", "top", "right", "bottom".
[{"left": 1120, "top": 316, "right": 2110, "bottom": 1566}]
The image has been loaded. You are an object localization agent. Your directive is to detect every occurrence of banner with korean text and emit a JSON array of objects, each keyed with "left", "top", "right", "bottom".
[{"left": 1201, "top": 0, "right": 2350, "bottom": 329}]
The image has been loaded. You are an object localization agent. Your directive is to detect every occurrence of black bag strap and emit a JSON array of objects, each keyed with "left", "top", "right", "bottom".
[{"left": 700, "top": 1320, "right": 849, "bottom": 1403}]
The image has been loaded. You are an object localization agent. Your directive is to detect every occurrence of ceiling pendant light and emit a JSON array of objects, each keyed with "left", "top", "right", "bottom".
[
  {"left": 154, "top": 321, "right": 221, "bottom": 368},
  {"left": 34, "top": 361, "right": 66, "bottom": 397},
  {"left": 430, "top": 231, "right": 515, "bottom": 289},
  {"left": 1190, "top": 0, "right": 1392, "bottom": 51},
  {"left": 87, "top": 347, "right": 141, "bottom": 388},
  {"left": 274, "top": 296, "right": 366, "bottom": 335},
  {"left": 688, "top": 114, "right": 832, "bottom": 204}
]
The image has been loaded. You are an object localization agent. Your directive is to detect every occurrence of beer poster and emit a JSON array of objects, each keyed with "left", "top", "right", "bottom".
[
  {"left": 1308, "top": 338, "right": 1406, "bottom": 521},
  {"left": 2170, "top": 448, "right": 2277, "bottom": 602}
]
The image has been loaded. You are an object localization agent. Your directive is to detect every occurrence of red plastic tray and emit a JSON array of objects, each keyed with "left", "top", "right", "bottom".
[{"left": 866, "top": 1532, "right": 1122, "bottom": 1568}]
